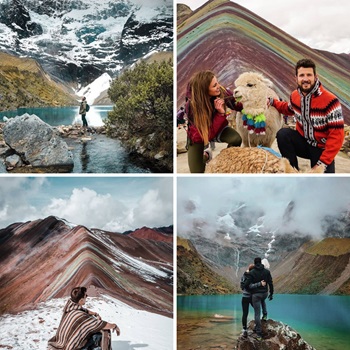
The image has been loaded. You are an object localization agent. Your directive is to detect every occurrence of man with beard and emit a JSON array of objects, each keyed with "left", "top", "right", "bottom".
[{"left": 269, "top": 58, "right": 344, "bottom": 173}]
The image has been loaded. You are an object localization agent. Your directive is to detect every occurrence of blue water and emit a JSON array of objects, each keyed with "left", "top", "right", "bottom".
[
  {"left": 177, "top": 294, "right": 350, "bottom": 350},
  {"left": 0, "top": 105, "right": 112, "bottom": 127}
]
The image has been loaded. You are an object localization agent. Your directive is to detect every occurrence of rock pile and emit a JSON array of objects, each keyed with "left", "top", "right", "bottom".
[{"left": 235, "top": 319, "right": 315, "bottom": 350}]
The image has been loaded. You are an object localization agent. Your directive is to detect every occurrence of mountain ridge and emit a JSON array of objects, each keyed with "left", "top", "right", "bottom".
[
  {"left": 0, "top": 216, "right": 173, "bottom": 316},
  {"left": 177, "top": 0, "right": 350, "bottom": 123}
]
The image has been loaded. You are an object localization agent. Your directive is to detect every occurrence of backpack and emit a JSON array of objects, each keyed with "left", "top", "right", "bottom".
[{"left": 86, "top": 103, "right": 90, "bottom": 112}]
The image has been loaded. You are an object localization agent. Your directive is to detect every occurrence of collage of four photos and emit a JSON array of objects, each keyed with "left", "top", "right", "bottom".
[{"left": 0, "top": 0, "right": 350, "bottom": 349}]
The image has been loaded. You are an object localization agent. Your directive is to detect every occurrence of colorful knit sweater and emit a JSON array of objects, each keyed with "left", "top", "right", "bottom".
[
  {"left": 48, "top": 299, "right": 107, "bottom": 350},
  {"left": 271, "top": 79, "right": 344, "bottom": 166}
]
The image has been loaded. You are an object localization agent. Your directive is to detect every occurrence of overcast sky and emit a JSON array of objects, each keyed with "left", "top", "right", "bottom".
[
  {"left": 178, "top": 0, "right": 350, "bottom": 54},
  {"left": 177, "top": 177, "right": 350, "bottom": 237},
  {"left": 0, "top": 177, "right": 173, "bottom": 232}
]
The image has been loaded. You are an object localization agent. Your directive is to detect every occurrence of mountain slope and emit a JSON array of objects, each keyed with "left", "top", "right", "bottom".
[
  {"left": 0, "top": 52, "right": 76, "bottom": 110},
  {"left": 0, "top": 0, "right": 173, "bottom": 87},
  {"left": 0, "top": 216, "right": 173, "bottom": 316},
  {"left": 177, "top": 237, "right": 238, "bottom": 295},
  {"left": 271, "top": 238, "right": 350, "bottom": 295},
  {"left": 177, "top": 0, "right": 350, "bottom": 123}
]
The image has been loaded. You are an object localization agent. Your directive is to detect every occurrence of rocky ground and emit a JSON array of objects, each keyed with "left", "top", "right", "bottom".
[{"left": 177, "top": 122, "right": 350, "bottom": 173}]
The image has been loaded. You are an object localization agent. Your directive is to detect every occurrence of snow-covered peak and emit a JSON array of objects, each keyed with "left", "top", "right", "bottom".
[{"left": 76, "top": 72, "right": 112, "bottom": 104}]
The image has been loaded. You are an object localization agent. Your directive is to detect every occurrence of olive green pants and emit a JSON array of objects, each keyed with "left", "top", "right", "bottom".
[{"left": 187, "top": 127, "right": 242, "bottom": 173}]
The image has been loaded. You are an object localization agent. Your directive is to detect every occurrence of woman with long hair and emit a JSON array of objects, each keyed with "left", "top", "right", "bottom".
[{"left": 185, "top": 70, "right": 242, "bottom": 173}]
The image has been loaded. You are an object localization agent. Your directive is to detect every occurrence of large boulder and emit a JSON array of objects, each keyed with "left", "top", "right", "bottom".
[
  {"left": 3, "top": 114, "right": 74, "bottom": 172},
  {"left": 236, "top": 319, "right": 315, "bottom": 350}
]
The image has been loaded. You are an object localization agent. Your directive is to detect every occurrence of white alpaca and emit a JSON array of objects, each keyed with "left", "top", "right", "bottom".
[{"left": 234, "top": 72, "right": 283, "bottom": 147}]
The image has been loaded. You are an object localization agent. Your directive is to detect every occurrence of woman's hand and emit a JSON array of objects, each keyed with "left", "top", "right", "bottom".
[
  {"left": 214, "top": 98, "right": 225, "bottom": 114},
  {"left": 261, "top": 280, "right": 266, "bottom": 286},
  {"left": 112, "top": 324, "right": 121, "bottom": 336}
]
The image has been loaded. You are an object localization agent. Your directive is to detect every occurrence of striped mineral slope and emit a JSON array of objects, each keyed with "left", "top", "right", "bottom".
[
  {"left": 0, "top": 216, "right": 173, "bottom": 317},
  {"left": 177, "top": 0, "right": 350, "bottom": 123}
]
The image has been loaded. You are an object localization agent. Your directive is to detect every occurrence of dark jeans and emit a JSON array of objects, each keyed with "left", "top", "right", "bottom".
[
  {"left": 252, "top": 292, "right": 268, "bottom": 336},
  {"left": 82, "top": 113, "right": 88, "bottom": 127},
  {"left": 276, "top": 128, "right": 335, "bottom": 173},
  {"left": 241, "top": 296, "right": 251, "bottom": 329},
  {"left": 187, "top": 126, "right": 242, "bottom": 173},
  {"left": 81, "top": 332, "right": 102, "bottom": 350}
]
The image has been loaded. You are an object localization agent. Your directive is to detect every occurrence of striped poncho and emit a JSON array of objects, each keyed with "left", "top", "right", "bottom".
[{"left": 48, "top": 299, "right": 107, "bottom": 350}]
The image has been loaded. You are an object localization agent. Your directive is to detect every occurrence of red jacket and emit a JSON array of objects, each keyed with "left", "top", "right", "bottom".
[
  {"left": 185, "top": 87, "right": 242, "bottom": 144},
  {"left": 271, "top": 80, "right": 344, "bottom": 166}
]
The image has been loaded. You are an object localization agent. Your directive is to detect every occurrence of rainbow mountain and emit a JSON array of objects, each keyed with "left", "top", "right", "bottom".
[
  {"left": 0, "top": 216, "right": 173, "bottom": 317},
  {"left": 177, "top": 0, "right": 350, "bottom": 124}
]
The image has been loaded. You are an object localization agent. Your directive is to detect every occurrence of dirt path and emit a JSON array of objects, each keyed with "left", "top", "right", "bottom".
[{"left": 176, "top": 126, "right": 350, "bottom": 173}]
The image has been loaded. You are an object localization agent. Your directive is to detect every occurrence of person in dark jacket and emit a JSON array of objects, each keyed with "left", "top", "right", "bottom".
[
  {"left": 185, "top": 70, "right": 243, "bottom": 173},
  {"left": 240, "top": 264, "right": 266, "bottom": 338},
  {"left": 79, "top": 96, "right": 89, "bottom": 130},
  {"left": 244, "top": 257, "right": 274, "bottom": 340}
]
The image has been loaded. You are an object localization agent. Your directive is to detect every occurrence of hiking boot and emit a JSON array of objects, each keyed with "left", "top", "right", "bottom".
[
  {"left": 203, "top": 147, "right": 213, "bottom": 163},
  {"left": 242, "top": 329, "right": 248, "bottom": 338},
  {"left": 261, "top": 314, "right": 267, "bottom": 321}
]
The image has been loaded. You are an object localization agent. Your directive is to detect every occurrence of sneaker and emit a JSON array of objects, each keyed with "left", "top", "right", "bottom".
[
  {"left": 242, "top": 329, "right": 248, "bottom": 338},
  {"left": 261, "top": 314, "right": 267, "bottom": 321}
]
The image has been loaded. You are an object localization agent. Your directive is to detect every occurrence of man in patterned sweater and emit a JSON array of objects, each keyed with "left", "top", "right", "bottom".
[{"left": 269, "top": 58, "right": 344, "bottom": 173}]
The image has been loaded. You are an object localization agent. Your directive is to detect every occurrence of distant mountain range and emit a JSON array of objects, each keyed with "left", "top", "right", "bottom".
[
  {"left": 0, "top": 0, "right": 173, "bottom": 110},
  {"left": 177, "top": 194, "right": 350, "bottom": 295},
  {"left": 177, "top": 0, "right": 350, "bottom": 124},
  {"left": 0, "top": 216, "right": 173, "bottom": 316}
]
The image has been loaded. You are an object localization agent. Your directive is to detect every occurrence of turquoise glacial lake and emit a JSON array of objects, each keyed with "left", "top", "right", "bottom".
[{"left": 177, "top": 294, "right": 350, "bottom": 350}]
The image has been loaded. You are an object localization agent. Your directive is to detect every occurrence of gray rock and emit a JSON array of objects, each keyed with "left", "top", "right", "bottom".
[
  {"left": 236, "top": 319, "right": 315, "bottom": 350},
  {"left": 5, "top": 154, "right": 23, "bottom": 168},
  {"left": 3, "top": 114, "right": 74, "bottom": 172}
]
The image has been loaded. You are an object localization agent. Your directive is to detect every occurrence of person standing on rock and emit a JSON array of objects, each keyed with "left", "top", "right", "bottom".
[
  {"left": 240, "top": 264, "right": 267, "bottom": 338},
  {"left": 244, "top": 257, "right": 274, "bottom": 341},
  {"left": 48, "top": 286, "right": 120, "bottom": 350},
  {"left": 185, "top": 70, "right": 243, "bottom": 173},
  {"left": 269, "top": 58, "right": 344, "bottom": 173},
  {"left": 79, "top": 96, "right": 89, "bottom": 132}
]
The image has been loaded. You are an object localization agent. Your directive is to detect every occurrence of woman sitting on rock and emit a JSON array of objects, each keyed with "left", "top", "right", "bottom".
[
  {"left": 48, "top": 286, "right": 120, "bottom": 350},
  {"left": 185, "top": 70, "right": 242, "bottom": 173}
]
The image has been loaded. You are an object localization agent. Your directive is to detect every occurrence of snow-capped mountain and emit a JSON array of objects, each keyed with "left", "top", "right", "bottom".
[
  {"left": 0, "top": 0, "right": 173, "bottom": 86},
  {"left": 179, "top": 199, "right": 350, "bottom": 276}
]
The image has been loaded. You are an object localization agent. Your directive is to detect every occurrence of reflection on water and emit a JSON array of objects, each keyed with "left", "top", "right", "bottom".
[
  {"left": 0, "top": 105, "right": 113, "bottom": 127},
  {"left": 177, "top": 294, "right": 350, "bottom": 350},
  {"left": 0, "top": 106, "right": 153, "bottom": 173},
  {"left": 66, "top": 135, "right": 150, "bottom": 173}
]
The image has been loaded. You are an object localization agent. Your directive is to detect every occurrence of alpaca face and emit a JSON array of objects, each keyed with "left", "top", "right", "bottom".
[{"left": 234, "top": 72, "right": 272, "bottom": 114}]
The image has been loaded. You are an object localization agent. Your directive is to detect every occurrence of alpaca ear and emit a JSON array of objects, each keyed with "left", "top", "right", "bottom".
[{"left": 262, "top": 77, "right": 273, "bottom": 88}]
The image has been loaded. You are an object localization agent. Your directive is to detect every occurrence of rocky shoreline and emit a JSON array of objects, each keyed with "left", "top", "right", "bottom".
[{"left": 0, "top": 121, "right": 172, "bottom": 173}]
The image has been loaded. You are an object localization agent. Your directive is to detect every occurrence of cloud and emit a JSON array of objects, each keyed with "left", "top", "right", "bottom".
[
  {"left": 0, "top": 178, "right": 173, "bottom": 232},
  {"left": 177, "top": 177, "right": 350, "bottom": 238},
  {"left": 180, "top": 0, "right": 350, "bottom": 53}
]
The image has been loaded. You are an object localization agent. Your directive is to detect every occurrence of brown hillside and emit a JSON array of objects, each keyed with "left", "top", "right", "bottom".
[
  {"left": 306, "top": 237, "right": 350, "bottom": 256},
  {"left": 273, "top": 238, "right": 350, "bottom": 295},
  {"left": 0, "top": 52, "right": 76, "bottom": 111},
  {"left": 177, "top": 237, "right": 238, "bottom": 295}
]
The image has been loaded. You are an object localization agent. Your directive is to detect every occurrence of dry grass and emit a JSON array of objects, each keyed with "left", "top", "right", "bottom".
[{"left": 306, "top": 237, "right": 350, "bottom": 256}]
